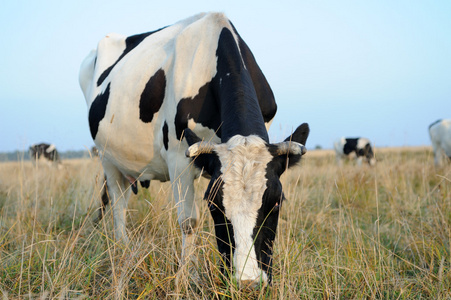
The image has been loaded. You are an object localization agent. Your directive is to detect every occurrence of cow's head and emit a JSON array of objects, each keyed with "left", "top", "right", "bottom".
[
  {"left": 185, "top": 123, "right": 309, "bottom": 287},
  {"left": 360, "top": 143, "right": 375, "bottom": 166}
]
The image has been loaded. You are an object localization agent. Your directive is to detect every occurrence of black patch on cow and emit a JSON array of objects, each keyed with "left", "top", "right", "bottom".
[
  {"left": 214, "top": 27, "right": 269, "bottom": 142},
  {"left": 203, "top": 166, "right": 235, "bottom": 271},
  {"left": 209, "top": 188, "right": 235, "bottom": 272},
  {"left": 140, "top": 69, "right": 166, "bottom": 123},
  {"left": 140, "top": 180, "right": 150, "bottom": 189},
  {"left": 97, "top": 28, "right": 166, "bottom": 87},
  {"left": 175, "top": 81, "right": 221, "bottom": 140},
  {"left": 162, "top": 121, "right": 169, "bottom": 150},
  {"left": 253, "top": 170, "right": 283, "bottom": 283},
  {"left": 89, "top": 83, "right": 110, "bottom": 139},
  {"left": 343, "top": 138, "right": 358, "bottom": 155},
  {"left": 131, "top": 181, "right": 138, "bottom": 195}
]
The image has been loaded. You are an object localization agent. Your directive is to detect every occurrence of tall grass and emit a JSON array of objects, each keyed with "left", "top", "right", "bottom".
[{"left": 0, "top": 147, "right": 450, "bottom": 299}]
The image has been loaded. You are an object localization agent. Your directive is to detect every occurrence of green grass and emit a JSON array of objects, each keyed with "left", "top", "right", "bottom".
[{"left": 0, "top": 148, "right": 450, "bottom": 299}]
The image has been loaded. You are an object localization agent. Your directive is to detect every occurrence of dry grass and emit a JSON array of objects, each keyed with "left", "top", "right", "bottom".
[{"left": 0, "top": 147, "right": 450, "bottom": 299}]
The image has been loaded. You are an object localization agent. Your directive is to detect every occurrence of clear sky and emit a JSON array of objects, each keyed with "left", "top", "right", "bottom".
[{"left": 1, "top": 0, "right": 450, "bottom": 152}]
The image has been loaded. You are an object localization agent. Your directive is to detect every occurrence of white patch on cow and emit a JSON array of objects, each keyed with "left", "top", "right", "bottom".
[
  {"left": 45, "top": 144, "right": 56, "bottom": 153},
  {"left": 333, "top": 137, "right": 346, "bottom": 161},
  {"left": 187, "top": 118, "right": 221, "bottom": 144},
  {"left": 171, "top": 13, "right": 228, "bottom": 101},
  {"left": 357, "top": 137, "right": 370, "bottom": 150},
  {"left": 214, "top": 135, "right": 272, "bottom": 283}
]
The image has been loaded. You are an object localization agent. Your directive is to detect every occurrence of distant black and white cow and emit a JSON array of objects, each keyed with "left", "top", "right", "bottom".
[
  {"left": 334, "top": 137, "right": 375, "bottom": 166},
  {"left": 91, "top": 146, "right": 100, "bottom": 157},
  {"left": 29, "top": 143, "right": 61, "bottom": 166},
  {"left": 79, "top": 12, "right": 309, "bottom": 287},
  {"left": 429, "top": 119, "right": 451, "bottom": 166}
]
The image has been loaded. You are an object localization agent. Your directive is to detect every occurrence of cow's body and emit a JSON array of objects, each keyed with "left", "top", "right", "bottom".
[
  {"left": 429, "top": 119, "right": 451, "bottom": 166},
  {"left": 334, "top": 137, "right": 375, "bottom": 166},
  {"left": 29, "top": 143, "right": 61, "bottom": 166},
  {"left": 79, "top": 12, "right": 309, "bottom": 286}
]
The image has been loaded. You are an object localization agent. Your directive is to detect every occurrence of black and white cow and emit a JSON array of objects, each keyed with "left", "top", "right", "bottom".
[
  {"left": 29, "top": 143, "right": 61, "bottom": 166},
  {"left": 91, "top": 146, "right": 100, "bottom": 157},
  {"left": 334, "top": 137, "right": 375, "bottom": 166},
  {"left": 429, "top": 119, "right": 451, "bottom": 166},
  {"left": 79, "top": 12, "right": 309, "bottom": 286}
]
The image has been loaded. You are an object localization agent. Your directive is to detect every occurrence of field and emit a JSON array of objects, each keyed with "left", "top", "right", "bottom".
[{"left": 0, "top": 147, "right": 450, "bottom": 299}]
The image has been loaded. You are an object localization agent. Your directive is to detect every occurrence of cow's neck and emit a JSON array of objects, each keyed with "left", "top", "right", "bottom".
[
  {"left": 218, "top": 80, "right": 269, "bottom": 143},
  {"left": 215, "top": 27, "right": 269, "bottom": 143}
]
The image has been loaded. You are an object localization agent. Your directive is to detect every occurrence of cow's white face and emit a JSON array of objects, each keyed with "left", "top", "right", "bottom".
[
  {"left": 185, "top": 124, "right": 309, "bottom": 286},
  {"left": 215, "top": 135, "right": 274, "bottom": 283}
]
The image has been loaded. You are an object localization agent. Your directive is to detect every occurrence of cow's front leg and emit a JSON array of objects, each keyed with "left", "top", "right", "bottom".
[
  {"left": 356, "top": 156, "right": 363, "bottom": 166},
  {"left": 167, "top": 152, "right": 200, "bottom": 281},
  {"left": 102, "top": 159, "right": 132, "bottom": 244}
]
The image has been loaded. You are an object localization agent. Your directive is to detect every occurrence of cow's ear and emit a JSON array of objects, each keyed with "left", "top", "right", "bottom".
[
  {"left": 268, "top": 146, "right": 305, "bottom": 177},
  {"left": 184, "top": 128, "right": 221, "bottom": 176},
  {"left": 268, "top": 123, "right": 309, "bottom": 176},
  {"left": 284, "top": 123, "right": 309, "bottom": 145},
  {"left": 184, "top": 128, "right": 202, "bottom": 146}
]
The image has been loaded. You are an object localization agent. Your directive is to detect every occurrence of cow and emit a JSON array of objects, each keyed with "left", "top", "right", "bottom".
[
  {"left": 29, "top": 143, "right": 61, "bottom": 166},
  {"left": 334, "top": 137, "right": 376, "bottom": 166},
  {"left": 91, "top": 146, "right": 100, "bottom": 157},
  {"left": 79, "top": 12, "right": 309, "bottom": 287},
  {"left": 429, "top": 119, "right": 451, "bottom": 166}
]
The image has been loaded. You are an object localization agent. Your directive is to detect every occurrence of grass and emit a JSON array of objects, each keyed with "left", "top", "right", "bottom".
[{"left": 0, "top": 147, "right": 450, "bottom": 299}]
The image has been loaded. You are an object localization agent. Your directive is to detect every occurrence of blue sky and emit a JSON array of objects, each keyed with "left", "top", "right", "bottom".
[{"left": 1, "top": 1, "right": 450, "bottom": 152}]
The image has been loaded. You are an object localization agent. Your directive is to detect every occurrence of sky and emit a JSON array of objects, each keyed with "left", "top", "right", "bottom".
[{"left": 1, "top": 0, "right": 450, "bottom": 152}]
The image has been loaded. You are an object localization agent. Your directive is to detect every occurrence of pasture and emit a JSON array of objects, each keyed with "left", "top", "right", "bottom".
[{"left": 0, "top": 147, "right": 450, "bottom": 299}]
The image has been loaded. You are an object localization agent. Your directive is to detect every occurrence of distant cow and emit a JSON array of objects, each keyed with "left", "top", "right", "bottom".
[
  {"left": 29, "top": 143, "right": 61, "bottom": 166},
  {"left": 91, "top": 146, "right": 100, "bottom": 157},
  {"left": 334, "top": 137, "right": 376, "bottom": 166},
  {"left": 79, "top": 12, "right": 309, "bottom": 286},
  {"left": 429, "top": 119, "right": 451, "bottom": 166}
]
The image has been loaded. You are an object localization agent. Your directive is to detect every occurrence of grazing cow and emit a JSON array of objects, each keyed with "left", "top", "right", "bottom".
[
  {"left": 334, "top": 137, "right": 376, "bottom": 166},
  {"left": 429, "top": 119, "right": 451, "bottom": 166},
  {"left": 91, "top": 146, "right": 100, "bottom": 157},
  {"left": 29, "top": 143, "right": 61, "bottom": 166},
  {"left": 79, "top": 12, "right": 309, "bottom": 287}
]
